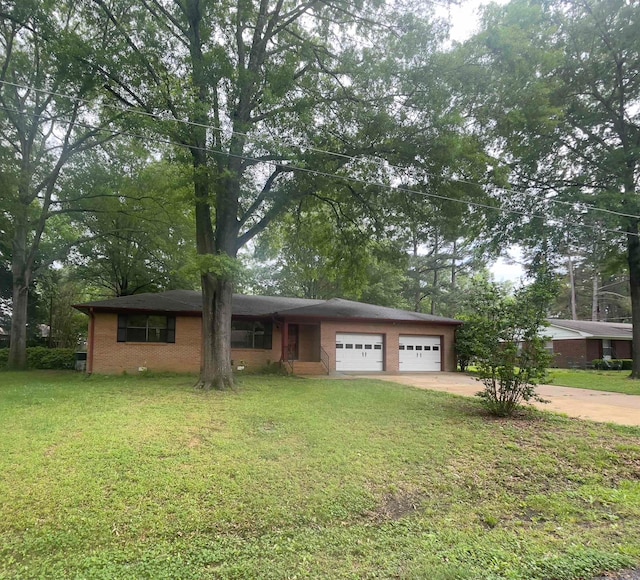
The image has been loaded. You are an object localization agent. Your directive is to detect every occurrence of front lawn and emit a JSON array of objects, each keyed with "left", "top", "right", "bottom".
[
  {"left": 2, "top": 372, "right": 640, "bottom": 579},
  {"left": 548, "top": 369, "right": 640, "bottom": 396}
]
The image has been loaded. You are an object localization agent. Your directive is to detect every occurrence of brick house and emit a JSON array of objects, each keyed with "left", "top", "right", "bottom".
[
  {"left": 546, "top": 319, "right": 633, "bottom": 368},
  {"left": 75, "top": 290, "right": 461, "bottom": 375}
]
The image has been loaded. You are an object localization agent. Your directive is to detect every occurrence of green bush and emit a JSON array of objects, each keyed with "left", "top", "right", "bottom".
[
  {"left": 0, "top": 347, "right": 77, "bottom": 370},
  {"left": 591, "top": 359, "right": 632, "bottom": 371}
]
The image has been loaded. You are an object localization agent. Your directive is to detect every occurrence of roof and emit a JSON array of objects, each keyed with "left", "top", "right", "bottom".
[
  {"left": 278, "top": 297, "right": 459, "bottom": 323},
  {"left": 547, "top": 319, "right": 633, "bottom": 340},
  {"left": 75, "top": 290, "right": 461, "bottom": 324}
]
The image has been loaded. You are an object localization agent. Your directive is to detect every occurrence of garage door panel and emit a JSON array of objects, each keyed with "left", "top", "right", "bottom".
[
  {"left": 399, "top": 336, "right": 441, "bottom": 371},
  {"left": 336, "top": 333, "right": 383, "bottom": 371}
]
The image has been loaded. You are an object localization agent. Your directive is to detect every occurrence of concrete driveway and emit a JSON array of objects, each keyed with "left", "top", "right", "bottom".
[{"left": 366, "top": 373, "right": 640, "bottom": 427}]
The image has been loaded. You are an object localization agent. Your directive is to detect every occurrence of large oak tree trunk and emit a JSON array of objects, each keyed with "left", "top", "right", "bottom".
[
  {"left": 627, "top": 230, "right": 640, "bottom": 378},
  {"left": 8, "top": 212, "right": 30, "bottom": 370},
  {"left": 8, "top": 280, "right": 28, "bottom": 370}
]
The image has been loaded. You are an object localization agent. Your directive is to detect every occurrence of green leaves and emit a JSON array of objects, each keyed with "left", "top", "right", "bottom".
[{"left": 458, "top": 272, "right": 557, "bottom": 416}]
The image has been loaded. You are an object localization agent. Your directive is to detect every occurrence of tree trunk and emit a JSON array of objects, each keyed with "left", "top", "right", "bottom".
[
  {"left": 567, "top": 254, "right": 577, "bottom": 320},
  {"left": 592, "top": 274, "right": 599, "bottom": 321},
  {"left": 198, "top": 273, "right": 234, "bottom": 390},
  {"left": 627, "top": 230, "right": 640, "bottom": 378},
  {"left": 8, "top": 281, "right": 29, "bottom": 370},
  {"left": 431, "top": 233, "right": 439, "bottom": 316},
  {"left": 412, "top": 235, "right": 421, "bottom": 312},
  {"left": 8, "top": 212, "right": 30, "bottom": 370},
  {"left": 451, "top": 239, "right": 457, "bottom": 290},
  {"left": 212, "top": 276, "right": 234, "bottom": 389}
]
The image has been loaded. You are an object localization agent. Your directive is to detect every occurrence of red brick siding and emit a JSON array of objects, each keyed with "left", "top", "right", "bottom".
[
  {"left": 319, "top": 320, "right": 457, "bottom": 372},
  {"left": 89, "top": 313, "right": 457, "bottom": 374},
  {"left": 90, "top": 313, "right": 282, "bottom": 374},
  {"left": 586, "top": 339, "right": 602, "bottom": 362},
  {"left": 612, "top": 340, "right": 632, "bottom": 359},
  {"left": 552, "top": 339, "right": 588, "bottom": 368},
  {"left": 90, "top": 313, "right": 202, "bottom": 373},
  {"left": 297, "top": 324, "right": 321, "bottom": 362}
]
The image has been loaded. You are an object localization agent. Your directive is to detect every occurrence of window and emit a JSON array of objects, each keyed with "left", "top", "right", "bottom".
[
  {"left": 433, "top": 346, "right": 439, "bottom": 351},
  {"left": 118, "top": 314, "right": 175, "bottom": 343},
  {"left": 336, "top": 343, "right": 344, "bottom": 349},
  {"left": 399, "top": 345, "right": 405, "bottom": 350},
  {"left": 364, "top": 344, "right": 372, "bottom": 350},
  {"left": 374, "top": 344, "right": 382, "bottom": 350},
  {"left": 602, "top": 339, "right": 612, "bottom": 360},
  {"left": 231, "top": 320, "right": 272, "bottom": 349},
  {"left": 416, "top": 345, "right": 422, "bottom": 351},
  {"left": 346, "top": 344, "right": 353, "bottom": 349},
  {"left": 355, "top": 344, "right": 363, "bottom": 349},
  {"left": 424, "top": 346, "right": 431, "bottom": 351}
]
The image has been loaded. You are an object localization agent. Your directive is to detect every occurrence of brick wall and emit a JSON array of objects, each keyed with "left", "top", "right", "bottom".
[
  {"left": 90, "top": 313, "right": 202, "bottom": 373},
  {"left": 552, "top": 339, "right": 587, "bottom": 368},
  {"left": 586, "top": 339, "right": 602, "bottom": 362},
  {"left": 319, "top": 320, "right": 457, "bottom": 372},
  {"left": 297, "top": 324, "right": 321, "bottom": 362},
  {"left": 613, "top": 340, "right": 632, "bottom": 359},
  {"left": 89, "top": 313, "right": 458, "bottom": 374},
  {"left": 90, "top": 313, "right": 283, "bottom": 374}
]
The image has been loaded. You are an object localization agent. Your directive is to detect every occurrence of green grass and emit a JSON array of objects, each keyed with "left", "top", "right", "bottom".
[
  {"left": 548, "top": 369, "right": 640, "bottom": 395},
  {"left": 2, "top": 371, "right": 640, "bottom": 579}
]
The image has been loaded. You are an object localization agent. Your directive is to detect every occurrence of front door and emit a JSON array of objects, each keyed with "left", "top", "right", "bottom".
[{"left": 287, "top": 324, "right": 299, "bottom": 360}]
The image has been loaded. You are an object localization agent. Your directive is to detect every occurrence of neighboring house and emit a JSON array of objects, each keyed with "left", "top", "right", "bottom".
[
  {"left": 545, "top": 319, "right": 633, "bottom": 368},
  {"left": 74, "top": 290, "right": 462, "bottom": 375}
]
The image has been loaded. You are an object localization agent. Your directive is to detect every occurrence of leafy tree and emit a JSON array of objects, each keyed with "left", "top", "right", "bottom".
[
  {"left": 68, "top": 150, "right": 198, "bottom": 296},
  {"left": 35, "top": 269, "right": 87, "bottom": 349},
  {"left": 83, "top": 0, "right": 455, "bottom": 389},
  {"left": 245, "top": 201, "right": 410, "bottom": 307},
  {"left": 463, "top": 0, "right": 640, "bottom": 375},
  {"left": 0, "top": 1, "right": 117, "bottom": 368},
  {"left": 458, "top": 271, "right": 557, "bottom": 417}
]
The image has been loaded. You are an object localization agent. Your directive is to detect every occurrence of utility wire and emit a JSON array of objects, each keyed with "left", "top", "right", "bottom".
[
  {"left": 0, "top": 101, "right": 637, "bottom": 240},
  {"left": 2, "top": 78, "right": 638, "bottom": 223}
]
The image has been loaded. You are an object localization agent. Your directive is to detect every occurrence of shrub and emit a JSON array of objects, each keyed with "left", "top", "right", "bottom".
[
  {"left": 461, "top": 271, "right": 556, "bottom": 417},
  {"left": 592, "top": 359, "right": 632, "bottom": 371},
  {"left": 0, "top": 347, "right": 77, "bottom": 370}
]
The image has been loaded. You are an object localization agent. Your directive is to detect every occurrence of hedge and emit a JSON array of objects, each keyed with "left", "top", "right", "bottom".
[
  {"left": 0, "top": 347, "right": 77, "bottom": 370},
  {"left": 591, "top": 358, "right": 633, "bottom": 371}
]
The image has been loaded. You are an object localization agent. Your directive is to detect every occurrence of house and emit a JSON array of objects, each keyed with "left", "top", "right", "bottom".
[
  {"left": 546, "top": 319, "right": 633, "bottom": 368},
  {"left": 74, "top": 290, "right": 461, "bottom": 375}
]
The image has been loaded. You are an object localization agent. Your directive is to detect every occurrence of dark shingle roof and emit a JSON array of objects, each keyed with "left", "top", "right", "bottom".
[
  {"left": 75, "top": 290, "right": 460, "bottom": 324},
  {"left": 547, "top": 319, "right": 632, "bottom": 339},
  {"left": 278, "top": 297, "right": 460, "bottom": 323}
]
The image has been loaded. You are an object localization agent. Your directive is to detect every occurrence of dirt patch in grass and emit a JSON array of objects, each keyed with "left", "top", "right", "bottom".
[
  {"left": 367, "top": 490, "right": 426, "bottom": 523},
  {"left": 594, "top": 569, "right": 640, "bottom": 580}
]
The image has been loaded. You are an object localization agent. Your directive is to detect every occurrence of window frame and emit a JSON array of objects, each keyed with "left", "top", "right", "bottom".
[
  {"left": 230, "top": 320, "right": 273, "bottom": 350},
  {"left": 117, "top": 314, "right": 176, "bottom": 344}
]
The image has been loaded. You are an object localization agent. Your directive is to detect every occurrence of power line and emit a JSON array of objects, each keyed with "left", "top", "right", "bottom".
[
  {"left": 0, "top": 101, "right": 637, "bottom": 240},
  {"left": 2, "top": 78, "right": 638, "bottom": 223}
]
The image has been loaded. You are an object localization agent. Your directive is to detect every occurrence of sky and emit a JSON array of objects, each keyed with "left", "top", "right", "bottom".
[{"left": 441, "top": 0, "right": 498, "bottom": 42}]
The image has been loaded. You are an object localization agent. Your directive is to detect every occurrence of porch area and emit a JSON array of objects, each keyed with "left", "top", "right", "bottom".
[{"left": 281, "top": 322, "right": 329, "bottom": 375}]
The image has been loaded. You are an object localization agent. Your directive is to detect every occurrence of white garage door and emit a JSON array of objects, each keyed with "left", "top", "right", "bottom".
[
  {"left": 399, "top": 336, "right": 441, "bottom": 372},
  {"left": 336, "top": 333, "right": 384, "bottom": 372}
]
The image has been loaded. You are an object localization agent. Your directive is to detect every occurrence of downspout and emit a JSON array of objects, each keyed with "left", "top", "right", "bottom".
[{"left": 87, "top": 307, "right": 95, "bottom": 374}]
